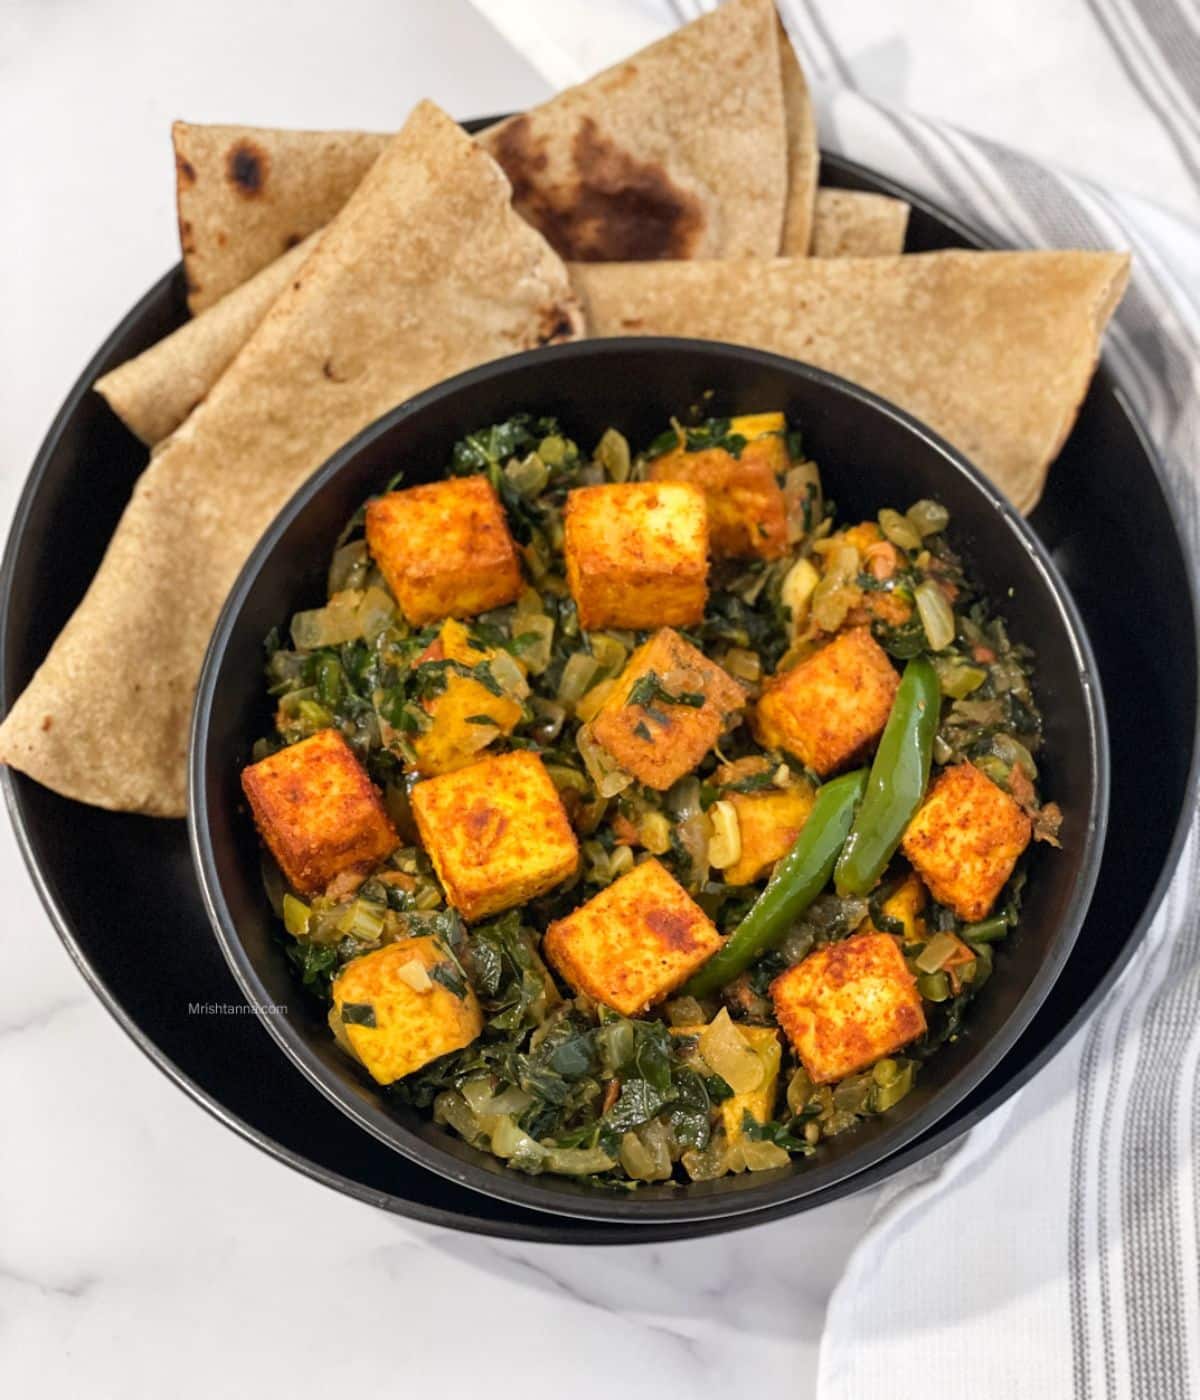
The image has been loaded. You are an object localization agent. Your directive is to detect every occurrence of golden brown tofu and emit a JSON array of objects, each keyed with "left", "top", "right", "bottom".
[
  {"left": 411, "top": 750, "right": 579, "bottom": 921},
  {"left": 589, "top": 628, "right": 746, "bottom": 790},
  {"left": 722, "top": 783, "right": 815, "bottom": 885},
  {"left": 543, "top": 858, "right": 724, "bottom": 1015},
  {"left": 241, "top": 728, "right": 398, "bottom": 896},
  {"left": 408, "top": 619, "right": 524, "bottom": 776},
  {"left": 563, "top": 481, "right": 708, "bottom": 631},
  {"left": 771, "top": 932, "right": 926, "bottom": 1084},
  {"left": 648, "top": 414, "right": 789, "bottom": 560},
  {"left": 901, "top": 763, "right": 1033, "bottom": 921},
  {"left": 332, "top": 937, "right": 482, "bottom": 1085},
  {"left": 752, "top": 627, "right": 899, "bottom": 775},
  {"left": 365, "top": 475, "right": 522, "bottom": 625}
]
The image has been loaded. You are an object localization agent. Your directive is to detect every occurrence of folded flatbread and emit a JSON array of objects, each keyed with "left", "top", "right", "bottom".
[
  {"left": 810, "top": 189, "right": 909, "bottom": 257},
  {"left": 96, "top": 234, "right": 318, "bottom": 444},
  {"left": 0, "top": 101, "right": 581, "bottom": 815},
  {"left": 100, "top": 183, "right": 901, "bottom": 448},
  {"left": 174, "top": 125, "right": 387, "bottom": 313},
  {"left": 778, "top": 32, "right": 818, "bottom": 255},
  {"left": 571, "top": 249, "right": 1130, "bottom": 513},
  {"left": 175, "top": 0, "right": 790, "bottom": 310}
]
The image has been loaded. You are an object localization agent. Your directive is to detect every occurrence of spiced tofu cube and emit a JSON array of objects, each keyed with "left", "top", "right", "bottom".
[
  {"left": 771, "top": 932, "right": 926, "bottom": 1084},
  {"left": 365, "top": 474, "right": 522, "bottom": 625},
  {"left": 752, "top": 628, "right": 899, "bottom": 775},
  {"left": 719, "top": 1022, "right": 783, "bottom": 1143},
  {"left": 589, "top": 627, "right": 746, "bottom": 790},
  {"left": 543, "top": 858, "right": 724, "bottom": 1015},
  {"left": 648, "top": 413, "right": 789, "bottom": 560},
  {"left": 564, "top": 481, "right": 708, "bottom": 630},
  {"left": 408, "top": 619, "right": 524, "bottom": 776},
  {"left": 901, "top": 762, "right": 1033, "bottom": 922},
  {"left": 332, "top": 937, "right": 482, "bottom": 1085},
  {"left": 411, "top": 750, "right": 579, "bottom": 921},
  {"left": 241, "top": 728, "right": 398, "bottom": 896},
  {"left": 722, "top": 782, "right": 816, "bottom": 885}
]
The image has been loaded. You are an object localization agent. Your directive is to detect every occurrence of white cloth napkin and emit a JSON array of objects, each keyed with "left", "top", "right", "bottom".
[{"left": 467, "top": 3, "right": 1200, "bottom": 1394}]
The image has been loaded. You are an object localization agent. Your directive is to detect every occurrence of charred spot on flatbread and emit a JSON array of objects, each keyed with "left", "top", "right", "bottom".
[
  {"left": 227, "top": 141, "right": 269, "bottom": 197},
  {"left": 175, "top": 154, "right": 197, "bottom": 188},
  {"left": 494, "top": 115, "right": 705, "bottom": 262}
]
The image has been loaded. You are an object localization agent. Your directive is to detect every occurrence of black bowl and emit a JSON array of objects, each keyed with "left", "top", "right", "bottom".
[{"left": 190, "top": 336, "right": 1108, "bottom": 1224}]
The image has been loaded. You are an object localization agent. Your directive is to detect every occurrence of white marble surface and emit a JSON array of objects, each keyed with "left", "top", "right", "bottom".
[{"left": 0, "top": 3, "right": 875, "bottom": 1394}]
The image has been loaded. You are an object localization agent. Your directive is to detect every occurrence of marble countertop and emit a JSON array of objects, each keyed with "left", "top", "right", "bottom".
[{"left": 0, "top": 2, "right": 875, "bottom": 1394}]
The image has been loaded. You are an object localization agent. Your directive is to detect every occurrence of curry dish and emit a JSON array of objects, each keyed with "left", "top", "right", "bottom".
[{"left": 242, "top": 411, "right": 1060, "bottom": 1185}]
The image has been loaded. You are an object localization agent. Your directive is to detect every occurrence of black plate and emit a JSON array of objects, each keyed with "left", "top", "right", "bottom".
[
  {"left": 192, "top": 337, "right": 1108, "bottom": 1223},
  {"left": 2, "top": 150, "right": 1196, "bottom": 1243}
]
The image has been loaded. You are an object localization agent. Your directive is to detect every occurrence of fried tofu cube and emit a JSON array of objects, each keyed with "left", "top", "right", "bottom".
[
  {"left": 411, "top": 750, "right": 579, "bottom": 921},
  {"left": 564, "top": 481, "right": 708, "bottom": 630},
  {"left": 589, "top": 627, "right": 746, "bottom": 790},
  {"left": 714, "top": 757, "right": 817, "bottom": 885},
  {"left": 544, "top": 858, "right": 724, "bottom": 1015},
  {"left": 752, "top": 627, "right": 899, "bottom": 775},
  {"left": 901, "top": 762, "right": 1033, "bottom": 921},
  {"left": 331, "top": 937, "right": 482, "bottom": 1085},
  {"left": 241, "top": 728, "right": 398, "bottom": 896},
  {"left": 365, "top": 475, "right": 522, "bottom": 625},
  {"left": 771, "top": 931, "right": 926, "bottom": 1084},
  {"left": 408, "top": 619, "right": 524, "bottom": 776},
  {"left": 648, "top": 414, "right": 789, "bottom": 560}
]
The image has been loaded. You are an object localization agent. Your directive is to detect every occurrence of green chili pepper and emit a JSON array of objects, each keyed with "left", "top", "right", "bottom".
[
  {"left": 961, "top": 913, "right": 1010, "bottom": 943},
  {"left": 682, "top": 768, "right": 868, "bottom": 998},
  {"left": 835, "top": 657, "right": 940, "bottom": 897}
]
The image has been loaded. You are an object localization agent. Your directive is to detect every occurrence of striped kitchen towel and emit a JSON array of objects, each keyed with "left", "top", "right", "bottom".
[{"left": 469, "top": 2, "right": 1200, "bottom": 1394}]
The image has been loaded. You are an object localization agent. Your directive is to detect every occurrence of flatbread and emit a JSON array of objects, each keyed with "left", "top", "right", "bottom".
[
  {"left": 0, "top": 101, "right": 581, "bottom": 815},
  {"left": 95, "top": 234, "right": 318, "bottom": 444},
  {"left": 175, "top": 123, "right": 387, "bottom": 312},
  {"left": 106, "top": 186, "right": 907, "bottom": 450},
  {"left": 174, "top": 0, "right": 788, "bottom": 303},
  {"left": 811, "top": 189, "right": 909, "bottom": 257},
  {"left": 778, "top": 31, "right": 819, "bottom": 255},
  {"left": 571, "top": 249, "right": 1130, "bottom": 513}
]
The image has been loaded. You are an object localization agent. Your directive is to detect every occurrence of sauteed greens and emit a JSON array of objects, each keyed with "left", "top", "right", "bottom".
[{"left": 244, "top": 409, "right": 1058, "bottom": 1186}]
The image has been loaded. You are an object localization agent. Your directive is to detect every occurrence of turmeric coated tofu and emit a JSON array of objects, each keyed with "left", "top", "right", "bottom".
[
  {"left": 411, "top": 750, "right": 579, "bottom": 921},
  {"left": 771, "top": 932, "right": 926, "bottom": 1084},
  {"left": 365, "top": 474, "right": 522, "bottom": 625},
  {"left": 563, "top": 481, "right": 708, "bottom": 631},
  {"left": 648, "top": 413, "right": 789, "bottom": 560},
  {"left": 752, "top": 627, "right": 899, "bottom": 775},
  {"left": 543, "top": 858, "right": 724, "bottom": 1015},
  {"left": 901, "top": 762, "right": 1033, "bottom": 922},
  {"left": 862, "top": 871, "right": 929, "bottom": 942},
  {"left": 715, "top": 758, "right": 816, "bottom": 885},
  {"left": 408, "top": 619, "right": 524, "bottom": 776},
  {"left": 590, "top": 628, "right": 747, "bottom": 790},
  {"left": 332, "top": 937, "right": 482, "bottom": 1085},
  {"left": 241, "top": 728, "right": 398, "bottom": 896}
]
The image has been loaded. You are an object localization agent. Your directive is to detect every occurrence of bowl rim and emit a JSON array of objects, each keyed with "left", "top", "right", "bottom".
[{"left": 188, "top": 335, "right": 1110, "bottom": 1224}]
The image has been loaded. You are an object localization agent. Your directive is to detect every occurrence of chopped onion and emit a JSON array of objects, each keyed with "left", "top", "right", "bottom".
[
  {"left": 487, "top": 648, "right": 530, "bottom": 700},
  {"left": 781, "top": 557, "right": 820, "bottom": 633},
  {"left": 558, "top": 651, "right": 600, "bottom": 706},
  {"left": 505, "top": 452, "right": 549, "bottom": 498},
  {"left": 588, "top": 633, "right": 629, "bottom": 677},
  {"left": 395, "top": 957, "right": 433, "bottom": 993},
  {"left": 735, "top": 1138, "right": 791, "bottom": 1172},
  {"left": 915, "top": 579, "right": 957, "bottom": 651},
  {"left": 699, "top": 1010, "right": 765, "bottom": 1094},
  {"left": 722, "top": 647, "right": 762, "bottom": 683},
  {"left": 595, "top": 427, "right": 632, "bottom": 482},
  {"left": 906, "top": 499, "right": 950, "bottom": 537},
  {"left": 915, "top": 931, "right": 961, "bottom": 974},
  {"left": 577, "top": 725, "right": 633, "bottom": 797},
  {"left": 878, "top": 507, "right": 922, "bottom": 552},
  {"left": 514, "top": 613, "right": 554, "bottom": 674},
  {"left": 638, "top": 809, "right": 672, "bottom": 855},
  {"left": 282, "top": 894, "right": 311, "bottom": 938},
  {"left": 327, "top": 539, "right": 369, "bottom": 595},
  {"left": 706, "top": 800, "right": 742, "bottom": 870},
  {"left": 356, "top": 585, "right": 395, "bottom": 642},
  {"left": 291, "top": 589, "right": 365, "bottom": 649}
]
